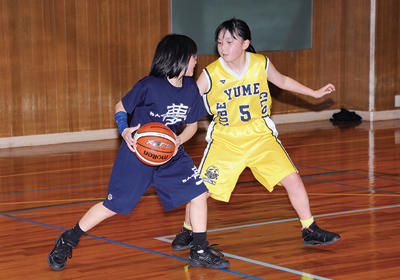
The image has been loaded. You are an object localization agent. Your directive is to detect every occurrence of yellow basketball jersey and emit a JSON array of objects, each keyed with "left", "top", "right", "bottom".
[{"left": 203, "top": 52, "right": 271, "bottom": 127}]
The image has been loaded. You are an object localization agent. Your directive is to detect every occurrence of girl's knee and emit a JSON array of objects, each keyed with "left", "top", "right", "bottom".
[
  {"left": 280, "top": 173, "right": 304, "bottom": 188},
  {"left": 191, "top": 191, "right": 208, "bottom": 202}
]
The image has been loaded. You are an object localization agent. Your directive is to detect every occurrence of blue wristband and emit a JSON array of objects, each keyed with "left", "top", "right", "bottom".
[{"left": 114, "top": 111, "right": 128, "bottom": 136}]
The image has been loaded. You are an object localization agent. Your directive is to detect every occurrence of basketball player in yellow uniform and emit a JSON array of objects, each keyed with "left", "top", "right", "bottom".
[{"left": 172, "top": 18, "right": 340, "bottom": 250}]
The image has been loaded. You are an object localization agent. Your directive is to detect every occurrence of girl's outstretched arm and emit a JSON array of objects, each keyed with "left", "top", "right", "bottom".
[{"left": 267, "top": 61, "right": 335, "bottom": 98}]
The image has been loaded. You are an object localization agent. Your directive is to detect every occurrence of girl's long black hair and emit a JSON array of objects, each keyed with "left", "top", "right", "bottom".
[
  {"left": 149, "top": 34, "right": 197, "bottom": 78},
  {"left": 214, "top": 18, "right": 256, "bottom": 53}
]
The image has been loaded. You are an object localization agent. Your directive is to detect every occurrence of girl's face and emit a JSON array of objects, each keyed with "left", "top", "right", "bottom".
[
  {"left": 217, "top": 30, "right": 249, "bottom": 63},
  {"left": 184, "top": 54, "right": 197, "bottom": 77}
]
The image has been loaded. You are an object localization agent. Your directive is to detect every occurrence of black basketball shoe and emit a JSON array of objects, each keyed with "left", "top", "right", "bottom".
[
  {"left": 172, "top": 226, "right": 193, "bottom": 251},
  {"left": 48, "top": 231, "right": 79, "bottom": 271},
  {"left": 302, "top": 221, "right": 341, "bottom": 246},
  {"left": 188, "top": 241, "right": 230, "bottom": 269}
]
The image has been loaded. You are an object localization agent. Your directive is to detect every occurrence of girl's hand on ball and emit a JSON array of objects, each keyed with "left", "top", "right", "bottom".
[
  {"left": 173, "top": 136, "right": 182, "bottom": 156},
  {"left": 123, "top": 124, "right": 140, "bottom": 153}
]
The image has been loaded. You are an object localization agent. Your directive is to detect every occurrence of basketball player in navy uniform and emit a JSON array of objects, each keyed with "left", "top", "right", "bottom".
[
  {"left": 172, "top": 18, "right": 341, "bottom": 250},
  {"left": 48, "top": 34, "right": 230, "bottom": 271}
]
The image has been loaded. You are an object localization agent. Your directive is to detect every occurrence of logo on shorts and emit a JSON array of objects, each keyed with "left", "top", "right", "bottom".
[
  {"left": 182, "top": 166, "right": 203, "bottom": 185},
  {"left": 108, "top": 194, "right": 113, "bottom": 200},
  {"left": 202, "top": 165, "right": 219, "bottom": 185}
]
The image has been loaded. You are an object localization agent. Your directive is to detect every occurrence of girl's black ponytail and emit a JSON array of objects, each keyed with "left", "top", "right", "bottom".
[{"left": 247, "top": 44, "right": 256, "bottom": 54}]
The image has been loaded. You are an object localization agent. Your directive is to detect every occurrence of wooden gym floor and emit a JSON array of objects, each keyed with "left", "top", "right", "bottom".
[{"left": 1, "top": 119, "right": 400, "bottom": 280}]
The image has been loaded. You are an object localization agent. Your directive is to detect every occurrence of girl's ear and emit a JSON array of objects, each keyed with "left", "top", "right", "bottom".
[{"left": 243, "top": 39, "right": 250, "bottom": 50}]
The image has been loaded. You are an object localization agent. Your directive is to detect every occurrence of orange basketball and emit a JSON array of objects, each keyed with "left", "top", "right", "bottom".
[{"left": 133, "top": 122, "right": 176, "bottom": 166}]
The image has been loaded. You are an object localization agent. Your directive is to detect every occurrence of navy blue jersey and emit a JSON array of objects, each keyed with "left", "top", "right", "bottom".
[
  {"left": 104, "top": 75, "right": 209, "bottom": 214},
  {"left": 122, "top": 76, "right": 207, "bottom": 133}
]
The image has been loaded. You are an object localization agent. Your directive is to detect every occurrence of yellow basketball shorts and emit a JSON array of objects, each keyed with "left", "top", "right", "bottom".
[{"left": 199, "top": 117, "right": 297, "bottom": 202}]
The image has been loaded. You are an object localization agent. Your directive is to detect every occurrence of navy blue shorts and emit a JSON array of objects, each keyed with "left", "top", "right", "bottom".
[{"left": 102, "top": 143, "right": 208, "bottom": 214}]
